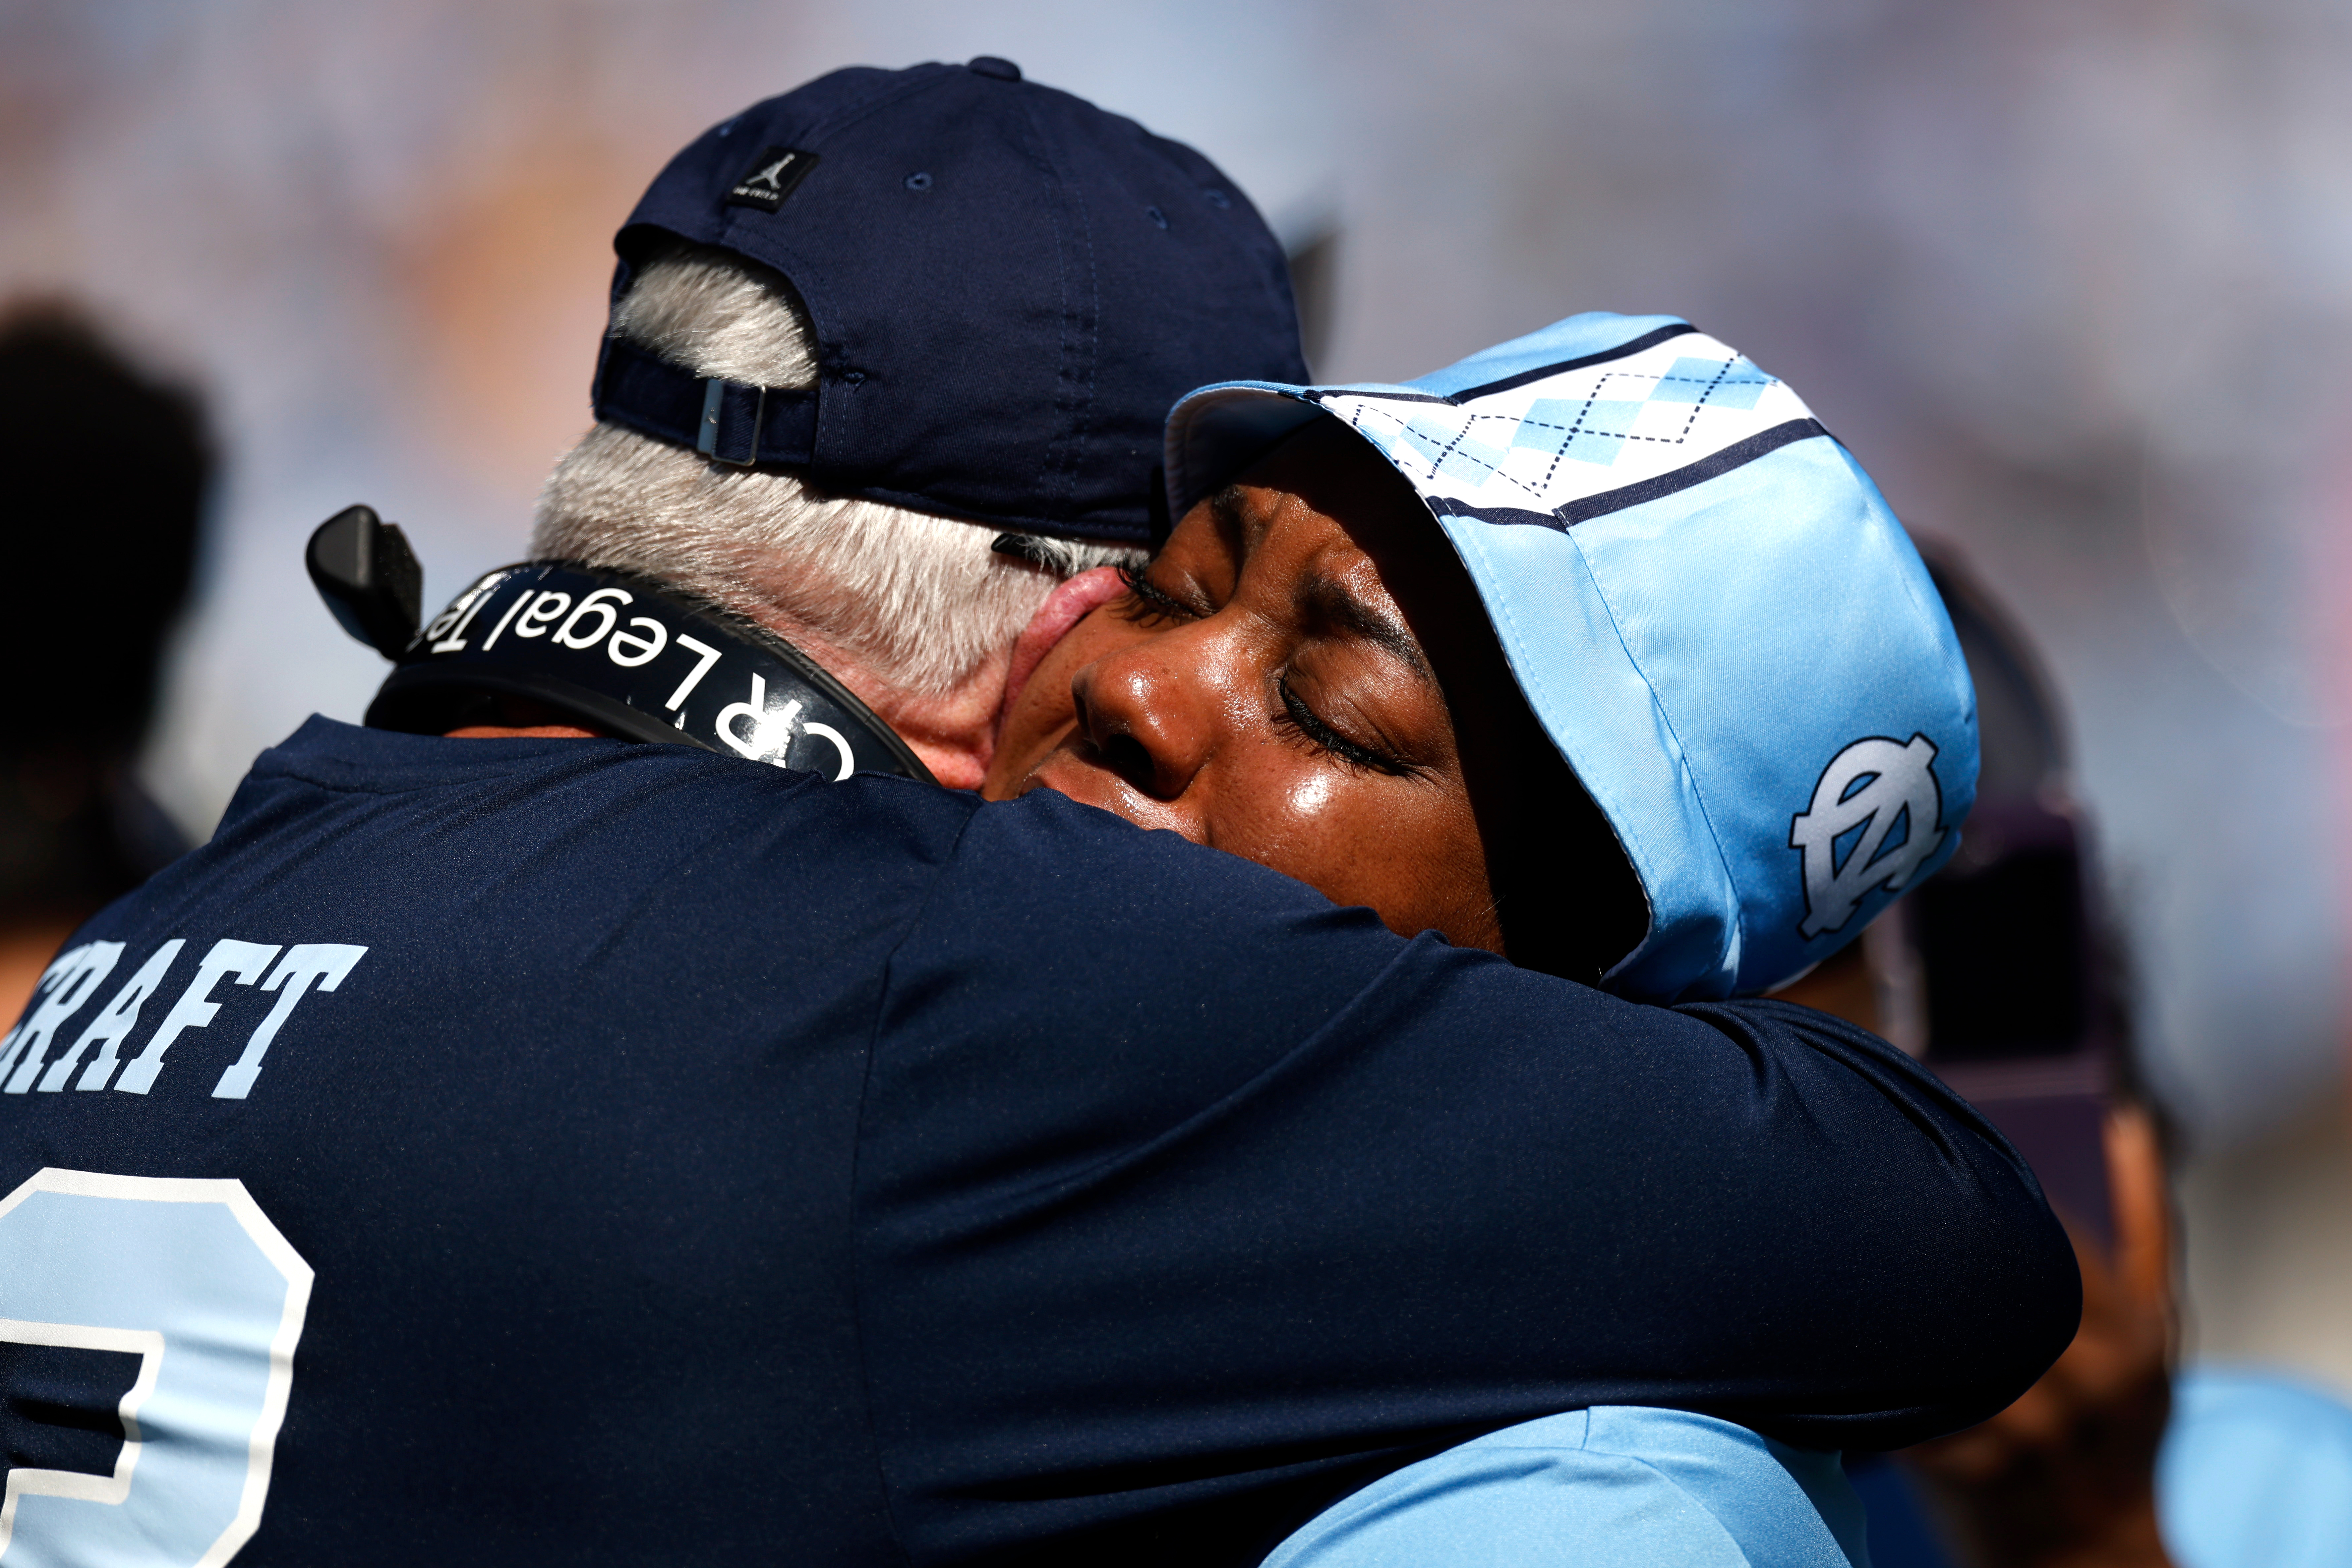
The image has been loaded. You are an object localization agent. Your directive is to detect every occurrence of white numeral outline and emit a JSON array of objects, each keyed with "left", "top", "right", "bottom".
[
  {"left": 0, "top": 1318, "right": 164, "bottom": 1510},
  {"left": 0, "top": 1170, "right": 313, "bottom": 1568}
]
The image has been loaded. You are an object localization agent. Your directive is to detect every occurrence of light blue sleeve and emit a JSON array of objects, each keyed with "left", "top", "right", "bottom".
[
  {"left": 2160, "top": 1366, "right": 2352, "bottom": 1568},
  {"left": 1264, "top": 1407, "right": 1866, "bottom": 1568}
]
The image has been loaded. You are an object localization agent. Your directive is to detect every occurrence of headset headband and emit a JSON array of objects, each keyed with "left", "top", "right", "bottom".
[{"left": 310, "top": 508, "right": 931, "bottom": 784}]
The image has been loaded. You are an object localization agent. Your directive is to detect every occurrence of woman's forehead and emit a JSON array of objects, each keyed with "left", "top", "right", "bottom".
[
  {"left": 1216, "top": 477, "right": 1416, "bottom": 631},
  {"left": 1194, "top": 475, "right": 1466, "bottom": 716},
  {"left": 1222, "top": 424, "right": 1435, "bottom": 560}
]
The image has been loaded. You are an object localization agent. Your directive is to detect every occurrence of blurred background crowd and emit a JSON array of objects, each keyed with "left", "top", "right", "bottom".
[{"left": 5, "top": 1, "right": 2350, "bottom": 1562}]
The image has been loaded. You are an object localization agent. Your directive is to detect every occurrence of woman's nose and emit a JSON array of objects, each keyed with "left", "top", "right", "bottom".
[{"left": 1068, "top": 640, "right": 1219, "bottom": 801}]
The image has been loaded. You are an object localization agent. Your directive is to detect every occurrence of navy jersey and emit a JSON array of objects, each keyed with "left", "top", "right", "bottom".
[{"left": 0, "top": 719, "right": 2076, "bottom": 1567}]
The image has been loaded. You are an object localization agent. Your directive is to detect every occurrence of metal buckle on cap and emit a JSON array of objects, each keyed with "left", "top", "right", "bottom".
[{"left": 696, "top": 378, "right": 765, "bottom": 466}]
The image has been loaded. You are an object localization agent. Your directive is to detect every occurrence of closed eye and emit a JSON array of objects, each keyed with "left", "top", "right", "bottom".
[
  {"left": 1272, "top": 674, "right": 1416, "bottom": 777},
  {"left": 1114, "top": 564, "right": 1204, "bottom": 627}
]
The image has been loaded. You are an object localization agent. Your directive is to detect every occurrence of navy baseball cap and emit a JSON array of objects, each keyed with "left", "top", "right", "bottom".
[
  {"left": 1167, "top": 314, "right": 1979, "bottom": 1001},
  {"left": 591, "top": 59, "right": 1308, "bottom": 546}
]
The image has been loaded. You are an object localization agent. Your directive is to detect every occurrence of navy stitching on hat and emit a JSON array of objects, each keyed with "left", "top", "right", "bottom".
[
  {"left": 1320, "top": 388, "right": 1814, "bottom": 530},
  {"left": 1042, "top": 121, "right": 1077, "bottom": 506},
  {"left": 1528, "top": 375, "right": 1639, "bottom": 495},
  {"left": 1067, "top": 180, "right": 1103, "bottom": 511},
  {"left": 1015, "top": 91, "right": 1100, "bottom": 516},
  {"left": 1329, "top": 402, "right": 1552, "bottom": 510},
  {"left": 1006, "top": 93, "right": 1071, "bottom": 508},
  {"left": 1639, "top": 360, "right": 1747, "bottom": 446},
  {"left": 1416, "top": 409, "right": 1503, "bottom": 498},
  {"left": 1525, "top": 385, "right": 1614, "bottom": 494},
  {"left": 1512, "top": 359, "right": 1780, "bottom": 495}
]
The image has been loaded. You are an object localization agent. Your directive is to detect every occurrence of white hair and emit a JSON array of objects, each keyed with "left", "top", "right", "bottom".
[{"left": 533, "top": 244, "right": 1138, "bottom": 698}]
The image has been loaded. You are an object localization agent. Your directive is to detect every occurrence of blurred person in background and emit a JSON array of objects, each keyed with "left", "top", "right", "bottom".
[
  {"left": 1782, "top": 550, "right": 2352, "bottom": 1568},
  {"left": 0, "top": 305, "right": 203, "bottom": 1017}
]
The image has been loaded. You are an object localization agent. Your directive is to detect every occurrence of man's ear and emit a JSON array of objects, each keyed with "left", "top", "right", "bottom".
[
  {"left": 860, "top": 678, "right": 1001, "bottom": 791},
  {"left": 830, "top": 638, "right": 1030, "bottom": 793}
]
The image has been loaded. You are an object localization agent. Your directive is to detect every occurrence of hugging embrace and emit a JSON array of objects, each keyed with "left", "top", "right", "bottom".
[{"left": 0, "top": 58, "right": 2072, "bottom": 1568}]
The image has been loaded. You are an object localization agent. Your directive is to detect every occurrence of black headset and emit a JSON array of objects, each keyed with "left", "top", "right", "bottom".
[{"left": 307, "top": 506, "right": 934, "bottom": 784}]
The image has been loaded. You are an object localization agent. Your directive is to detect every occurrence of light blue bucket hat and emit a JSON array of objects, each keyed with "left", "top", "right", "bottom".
[{"left": 1164, "top": 313, "right": 1977, "bottom": 1001}]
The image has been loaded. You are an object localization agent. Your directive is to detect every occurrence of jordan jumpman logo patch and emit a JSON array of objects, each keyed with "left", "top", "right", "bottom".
[{"left": 725, "top": 146, "right": 819, "bottom": 213}]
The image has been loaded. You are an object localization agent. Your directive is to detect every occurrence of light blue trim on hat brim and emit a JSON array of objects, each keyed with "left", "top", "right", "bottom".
[{"left": 1161, "top": 314, "right": 1978, "bottom": 1000}]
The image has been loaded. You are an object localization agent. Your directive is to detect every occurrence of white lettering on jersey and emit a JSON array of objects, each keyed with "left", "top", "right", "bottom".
[
  {"left": 46, "top": 940, "right": 185, "bottom": 1093},
  {"left": 0, "top": 1169, "right": 312, "bottom": 1567},
  {"left": 6, "top": 937, "right": 370, "bottom": 1100},
  {"left": 212, "top": 946, "right": 368, "bottom": 1100},
  {"left": 114, "top": 941, "right": 282, "bottom": 1096},
  {"left": 1, "top": 945, "right": 123, "bottom": 1094}
]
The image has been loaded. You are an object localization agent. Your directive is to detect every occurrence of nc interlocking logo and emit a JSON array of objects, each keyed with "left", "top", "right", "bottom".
[{"left": 1788, "top": 734, "right": 1946, "bottom": 940}]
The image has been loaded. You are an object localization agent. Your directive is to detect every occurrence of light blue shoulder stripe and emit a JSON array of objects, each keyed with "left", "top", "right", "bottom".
[{"left": 1265, "top": 1407, "right": 1865, "bottom": 1568}]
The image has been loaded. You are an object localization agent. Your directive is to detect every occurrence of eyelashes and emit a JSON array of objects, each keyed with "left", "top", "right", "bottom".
[
  {"left": 1114, "top": 565, "right": 1417, "bottom": 779},
  {"left": 1272, "top": 674, "right": 1415, "bottom": 777},
  {"left": 1114, "top": 564, "right": 1199, "bottom": 627}
]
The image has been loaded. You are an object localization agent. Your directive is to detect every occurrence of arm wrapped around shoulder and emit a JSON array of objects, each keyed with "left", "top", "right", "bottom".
[
  {"left": 857, "top": 792, "right": 2080, "bottom": 1560},
  {"left": 1667, "top": 995, "right": 2082, "bottom": 1450}
]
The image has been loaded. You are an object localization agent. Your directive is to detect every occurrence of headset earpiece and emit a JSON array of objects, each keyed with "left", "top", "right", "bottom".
[{"left": 308, "top": 505, "right": 424, "bottom": 660}]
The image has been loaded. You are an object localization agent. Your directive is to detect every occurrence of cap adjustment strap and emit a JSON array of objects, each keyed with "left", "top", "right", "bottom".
[
  {"left": 697, "top": 377, "right": 767, "bottom": 466},
  {"left": 591, "top": 336, "right": 818, "bottom": 470}
]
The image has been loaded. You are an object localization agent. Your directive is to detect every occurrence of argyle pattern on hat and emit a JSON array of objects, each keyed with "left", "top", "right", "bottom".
[{"left": 1312, "top": 327, "right": 1818, "bottom": 530}]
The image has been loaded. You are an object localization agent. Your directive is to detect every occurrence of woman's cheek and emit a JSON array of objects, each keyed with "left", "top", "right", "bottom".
[
  {"left": 1279, "top": 768, "right": 1339, "bottom": 822},
  {"left": 1249, "top": 767, "right": 1408, "bottom": 895}
]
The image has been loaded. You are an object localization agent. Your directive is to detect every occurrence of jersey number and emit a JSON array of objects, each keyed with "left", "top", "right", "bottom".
[{"left": 0, "top": 1170, "right": 313, "bottom": 1567}]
